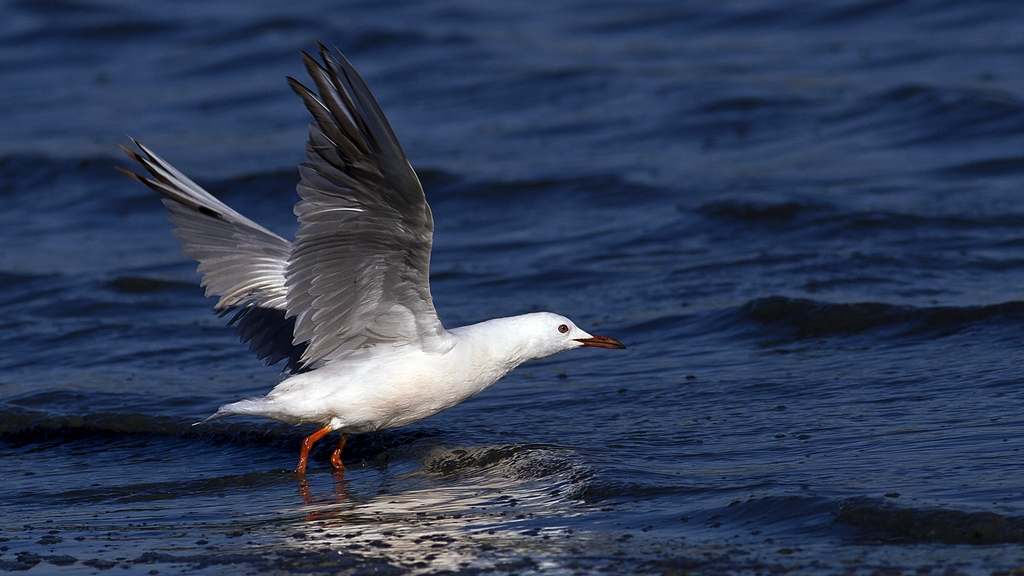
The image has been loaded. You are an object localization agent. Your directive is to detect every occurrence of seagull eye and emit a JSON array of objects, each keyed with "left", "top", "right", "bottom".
[{"left": 558, "top": 324, "right": 569, "bottom": 334}]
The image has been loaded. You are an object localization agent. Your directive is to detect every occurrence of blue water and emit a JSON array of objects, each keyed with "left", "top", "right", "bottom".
[{"left": 3, "top": 0, "right": 1024, "bottom": 574}]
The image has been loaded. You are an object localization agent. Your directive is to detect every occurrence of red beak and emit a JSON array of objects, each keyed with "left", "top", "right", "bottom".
[{"left": 575, "top": 335, "right": 626, "bottom": 349}]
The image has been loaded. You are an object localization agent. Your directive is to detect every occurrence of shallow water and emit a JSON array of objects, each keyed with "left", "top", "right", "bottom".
[{"left": 3, "top": 0, "right": 1024, "bottom": 574}]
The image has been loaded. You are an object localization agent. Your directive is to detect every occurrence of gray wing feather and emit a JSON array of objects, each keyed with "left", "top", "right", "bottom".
[
  {"left": 118, "top": 140, "right": 304, "bottom": 370},
  {"left": 119, "top": 139, "right": 291, "bottom": 311},
  {"left": 285, "top": 43, "right": 446, "bottom": 365}
]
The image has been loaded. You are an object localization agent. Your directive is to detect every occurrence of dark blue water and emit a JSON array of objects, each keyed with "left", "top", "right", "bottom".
[{"left": 3, "top": 0, "right": 1024, "bottom": 573}]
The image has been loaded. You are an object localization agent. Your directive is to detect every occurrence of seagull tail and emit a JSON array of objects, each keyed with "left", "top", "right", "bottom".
[
  {"left": 192, "top": 412, "right": 230, "bottom": 426},
  {"left": 191, "top": 397, "right": 267, "bottom": 426}
]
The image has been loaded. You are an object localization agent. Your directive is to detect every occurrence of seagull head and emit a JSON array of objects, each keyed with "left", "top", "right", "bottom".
[{"left": 515, "top": 312, "right": 626, "bottom": 360}]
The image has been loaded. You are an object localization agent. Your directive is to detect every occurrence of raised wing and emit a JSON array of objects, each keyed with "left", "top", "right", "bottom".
[
  {"left": 285, "top": 44, "right": 447, "bottom": 366},
  {"left": 118, "top": 140, "right": 305, "bottom": 370}
]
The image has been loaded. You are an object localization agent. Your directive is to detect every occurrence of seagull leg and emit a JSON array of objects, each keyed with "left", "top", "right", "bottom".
[
  {"left": 329, "top": 433, "right": 349, "bottom": 470},
  {"left": 297, "top": 425, "right": 332, "bottom": 474}
]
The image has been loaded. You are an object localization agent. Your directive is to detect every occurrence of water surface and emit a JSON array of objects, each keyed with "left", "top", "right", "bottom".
[{"left": 3, "top": 0, "right": 1024, "bottom": 573}]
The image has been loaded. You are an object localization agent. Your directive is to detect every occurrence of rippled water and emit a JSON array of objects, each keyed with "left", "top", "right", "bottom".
[{"left": 3, "top": 0, "right": 1024, "bottom": 574}]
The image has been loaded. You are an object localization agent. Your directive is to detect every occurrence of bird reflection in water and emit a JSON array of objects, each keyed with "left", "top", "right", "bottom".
[
  {"left": 283, "top": 445, "right": 592, "bottom": 573},
  {"left": 298, "top": 470, "right": 350, "bottom": 521}
]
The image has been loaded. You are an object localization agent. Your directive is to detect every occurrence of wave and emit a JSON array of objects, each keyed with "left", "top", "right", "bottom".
[
  {"left": 828, "top": 84, "right": 1024, "bottom": 146},
  {"left": 0, "top": 404, "right": 278, "bottom": 446},
  {"left": 742, "top": 295, "right": 1024, "bottom": 338},
  {"left": 836, "top": 497, "right": 1024, "bottom": 545},
  {"left": 422, "top": 443, "right": 570, "bottom": 477},
  {"left": 695, "top": 197, "right": 1024, "bottom": 230},
  {"left": 0, "top": 404, "right": 591, "bottom": 480},
  {"left": 0, "top": 154, "right": 123, "bottom": 196},
  {"left": 0, "top": 151, "right": 462, "bottom": 203},
  {"left": 697, "top": 199, "right": 824, "bottom": 222},
  {"left": 0, "top": 404, "right": 425, "bottom": 457},
  {"left": 105, "top": 276, "right": 196, "bottom": 294},
  {"left": 943, "top": 156, "right": 1024, "bottom": 177}
]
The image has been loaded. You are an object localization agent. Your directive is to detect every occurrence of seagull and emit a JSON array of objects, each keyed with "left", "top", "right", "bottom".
[{"left": 119, "top": 43, "right": 625, "bottom": 474}]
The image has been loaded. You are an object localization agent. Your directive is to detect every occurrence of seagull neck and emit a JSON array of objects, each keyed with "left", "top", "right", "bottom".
[{"left": 448, "top": 317, "right": 538, "bottom": 373}]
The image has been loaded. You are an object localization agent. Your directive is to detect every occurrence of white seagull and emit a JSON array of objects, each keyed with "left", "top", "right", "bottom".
[{"left": 119, "top": 43, "right": 625, "bottom": 474}]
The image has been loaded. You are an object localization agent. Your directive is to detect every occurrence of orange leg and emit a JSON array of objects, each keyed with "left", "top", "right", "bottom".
[
  {"left": 329, "top": 433, "right": 349, "bottom": 470},
  {"left": 296, "top": 425, "right": 333, "bottom": 474}
]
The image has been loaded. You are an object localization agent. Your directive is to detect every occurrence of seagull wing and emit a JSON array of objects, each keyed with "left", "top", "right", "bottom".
[
  {"left": 118, "top": 141, "right": 306, "bottom": 371},
  {"left": 285, "top": 44, "right": 446, "bottom": 366}
]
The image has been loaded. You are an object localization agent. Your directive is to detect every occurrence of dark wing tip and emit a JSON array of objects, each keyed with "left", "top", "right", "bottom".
[
  {"left": 115, "top": 164, "right": 144, "bottom": 182},
  {"left": 117, "top": 139, "right": 225, "bottom": 221}
]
